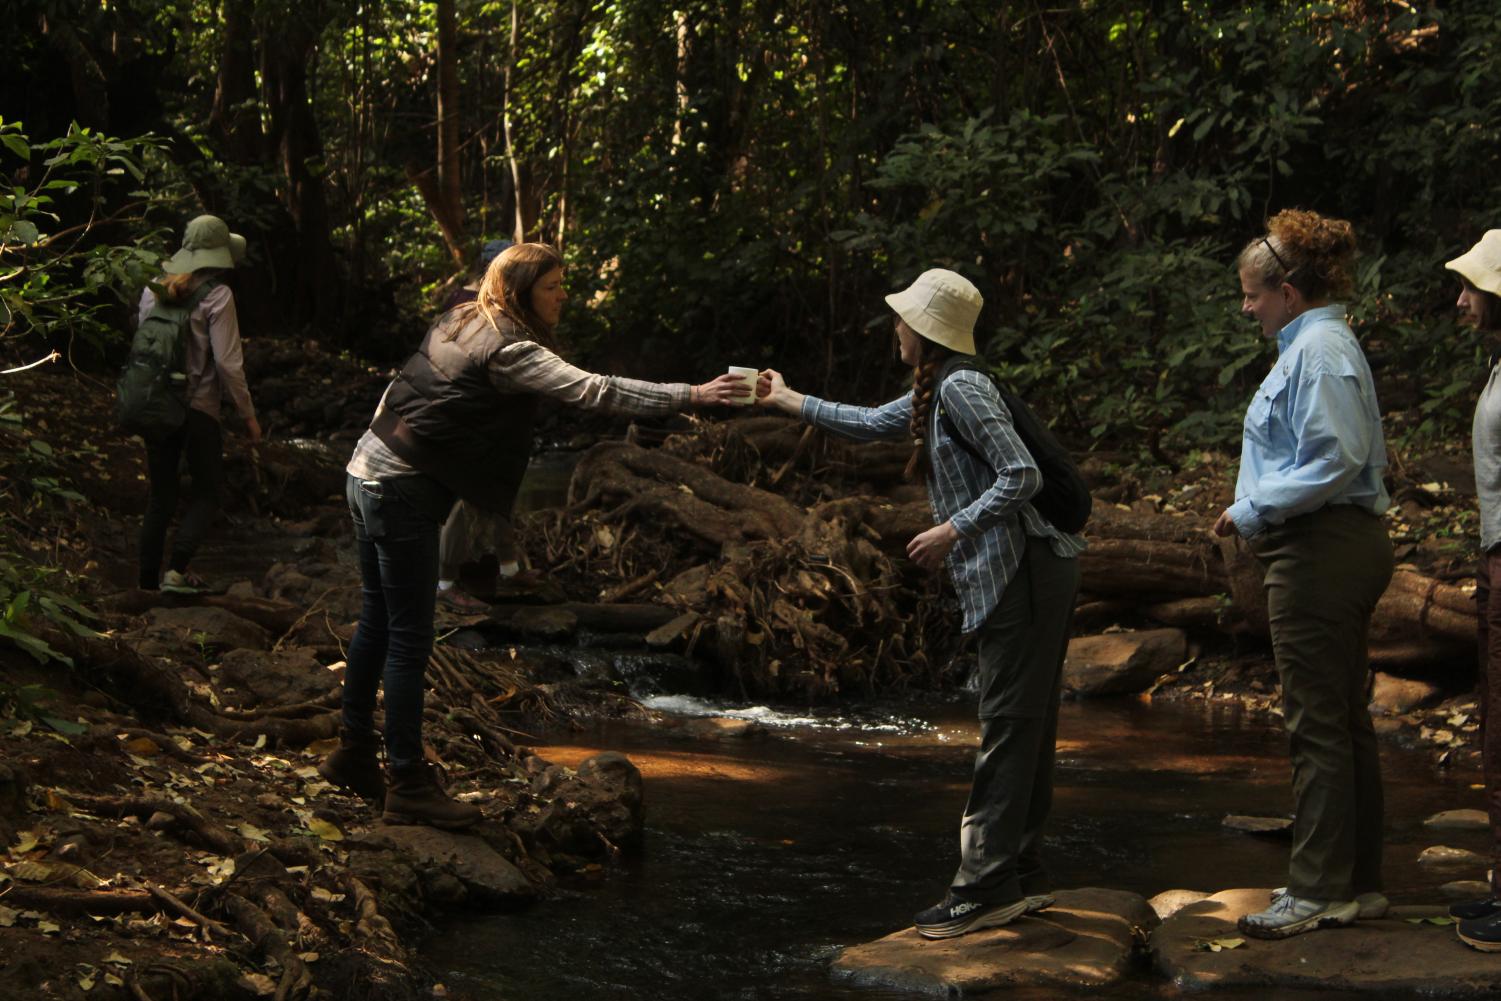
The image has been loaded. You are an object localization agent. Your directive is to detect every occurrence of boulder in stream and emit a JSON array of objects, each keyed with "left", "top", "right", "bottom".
[
  {"left": 1062, "top": 629, "right": 1187, "bottom": 697},
  {"left": 830, "top": 887, "right": 1157, "bottom": 994},
  {"left": 1423, "top": 809, "right": 1489, "bottom": 831},
  {"left": 361, "top": 827, "right": 536, "bottom": 904},
  {"left": 1152, "top": 887, "right": 1501, "bottom": 995}
]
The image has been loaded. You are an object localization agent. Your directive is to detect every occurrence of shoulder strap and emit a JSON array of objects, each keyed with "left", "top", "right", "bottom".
[{"left": 934, "top": 357, "right": 994, "bottom": 471}]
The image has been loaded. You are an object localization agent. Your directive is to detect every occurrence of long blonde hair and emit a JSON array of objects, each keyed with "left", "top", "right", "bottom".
[{"left": 464, "top": 242, "right": 564, "bottom": 348}]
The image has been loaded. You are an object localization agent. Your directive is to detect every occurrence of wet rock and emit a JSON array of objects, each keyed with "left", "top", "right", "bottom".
[
  {"left": 1370, "top": 673, "right": 1443, "bottom": 715},
  {"left": 1424, "top": 809, "right": 1489, "bottom": 831},
  {"left": 363, "top": 827, "right": 535, "bottom": 903},
  {"left": 679, "top": 717, "right": 765, "bottom": 740},
  {"left": 831, "top": 888, "right": 1157, "bottom": 994},
  {"left": 1149, "top": 889, "right": 1210, "bottom": 921},
  {"left": 1063, "top": 629, "right": 1188, "bottom": 696},
  {"left": 1441, "top": 880, "right": 1493, "bottom": 900},
  {"left": 1152, "top": 887, "right": 1501, "bottom": 994},
  {"left": 1222, "top": 815, "right": 1292, "bottom": 836},
  {"left": 1372, "top": 716, "right": 1408, "bottom": 738},
  {"left": 1419, "top": 845, "right": 1486, "bottom": 866},
  {"left": 144, "top": 606, "right": 271, "bottom": 652},
  {"left": 213, "top": 648, "right": 338, "bottom": 710},
  {"left": 516, "top": 753, "right": 644, "bottom": 852}
]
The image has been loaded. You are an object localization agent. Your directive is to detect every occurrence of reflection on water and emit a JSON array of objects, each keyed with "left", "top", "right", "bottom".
[{"left": 428, "top": 696, "right": 1485, "bottom": 1000}]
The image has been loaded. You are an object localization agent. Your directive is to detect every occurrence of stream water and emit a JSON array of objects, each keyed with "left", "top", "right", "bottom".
[{"left": 425, "top": 694, "right": 1488, "bottom": 1000}]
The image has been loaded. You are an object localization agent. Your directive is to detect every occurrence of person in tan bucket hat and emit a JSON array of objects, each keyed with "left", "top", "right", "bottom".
[
  {"left": 135, "top": 214, "right": 260, "bottom": 594},
  {"left": 758, "top": 268, "right": 1084, "bottom": 938},
  {"left": 1445, "top": 230, "right": 1501, "bottom": 951}
]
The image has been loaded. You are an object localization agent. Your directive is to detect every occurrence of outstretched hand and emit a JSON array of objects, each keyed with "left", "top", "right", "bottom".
[
  {"left": 757, "top": 368, "right": 804, "bottom": 415},
  {"left": 1212, "top": 510, "right": 1236, "bottom": 538},
  {"left": 691, "top": 373, "right": 748, "bottom": 407}
]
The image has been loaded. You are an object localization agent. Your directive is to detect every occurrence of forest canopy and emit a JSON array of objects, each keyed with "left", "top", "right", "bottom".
[{"left": 2, "top": 0, "right": 1498, "bottom": 461}]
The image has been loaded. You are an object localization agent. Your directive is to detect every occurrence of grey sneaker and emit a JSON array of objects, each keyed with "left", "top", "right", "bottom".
[
  {"left": 160, "top": 569, "right": 206, "bottom": 594},
  {"left": 1239, "top": 894, "right": 1358, "bottom": 939},
  {"left": 1271, "top": 886, "right": 1387, "bottom": 919}
]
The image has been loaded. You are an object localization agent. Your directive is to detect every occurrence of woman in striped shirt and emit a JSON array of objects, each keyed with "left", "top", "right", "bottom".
[{"left": 759, "top": 268, "right": 1083, "bottom": 938}]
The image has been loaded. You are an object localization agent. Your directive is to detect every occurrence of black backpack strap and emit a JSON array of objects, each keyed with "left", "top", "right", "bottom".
[{"left": 934, "top": 357, "right": 995, "bottom": 472}]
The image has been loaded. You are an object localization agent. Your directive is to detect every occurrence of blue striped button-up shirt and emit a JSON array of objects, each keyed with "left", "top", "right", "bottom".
[
  {"left": 1226, "top": 304, "right": 1390, "bottom": 538},
  {"left": 801, "top": 368, "right": 1086, "bottom": 633}
]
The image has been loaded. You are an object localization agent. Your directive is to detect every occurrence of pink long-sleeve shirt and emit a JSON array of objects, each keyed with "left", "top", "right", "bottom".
[{"left": 137, "top": 280, "right": 256, "bottom": 424}]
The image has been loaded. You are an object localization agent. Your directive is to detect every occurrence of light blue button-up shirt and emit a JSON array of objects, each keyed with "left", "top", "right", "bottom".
[{"left": 1227, "top": 304, "right": 1390, "bottom": 538}]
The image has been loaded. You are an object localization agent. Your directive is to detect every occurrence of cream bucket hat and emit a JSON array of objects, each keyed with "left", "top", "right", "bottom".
[
  {"left": 164, "top": 214, "right": 246, "bottom": 275},
  {"left": 1446, "top": 230, "right": 1501, "bottom": 297},
  {"left": 884, "top": 268, "right": 982, "bottom": 355}
]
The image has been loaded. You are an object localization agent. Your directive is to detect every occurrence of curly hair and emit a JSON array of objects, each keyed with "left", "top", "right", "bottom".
[
  {"left": 461, "top": 242, "right": 564, "bottom": 348},
  {"left": 1236, "top": 208, "right": 1358, "bottom": 302}
]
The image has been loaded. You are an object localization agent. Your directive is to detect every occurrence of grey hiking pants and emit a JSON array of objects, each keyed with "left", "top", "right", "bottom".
[{"left": 950, "top": 540, "right": 1080, "bottom": 904}]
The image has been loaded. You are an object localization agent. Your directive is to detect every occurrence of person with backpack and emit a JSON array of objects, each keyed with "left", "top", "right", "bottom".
[
  {"left": 318, "top": 242, "right": 745, "bottom": 829},
  {"left": 757, "top": 268, "right": 1086, "bottom": 938},
  {"left": 132, "top": 215, "right": 260, "bottom": 593},
  {"left": 1442, "top": 230, "right": 1501, "bottom": 952},
  {"left": 1214, "top": 209, "right": 1393, "bottom": 940}
]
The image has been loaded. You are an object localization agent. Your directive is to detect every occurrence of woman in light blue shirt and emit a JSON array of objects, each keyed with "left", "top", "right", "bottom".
[
  {"left": 1214, "top": 209, "right": 1394, "bottom": 940},
  {"left": 1443, "top": 230, "right": 1501, "bottom": 951}
]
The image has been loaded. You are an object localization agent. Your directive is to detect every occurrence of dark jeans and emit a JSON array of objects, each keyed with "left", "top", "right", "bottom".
[
  {"left": 1474, "top": 550, "right": 1501, "bottom": 893},
  {"left": 342, "top": 473, "right": 453, "bottom": 771},
  {"left": 950, "top": 540, "right": 1081, "bottom": 905},
  {"left": 1253, "top": 504, "right": 1393, "bottom": 901},
  {"left": 139, "top": 409, "right": 223, "bottom": 589}
]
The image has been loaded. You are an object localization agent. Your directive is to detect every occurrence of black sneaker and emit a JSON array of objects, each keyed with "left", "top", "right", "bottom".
[
  {"left": 1449, "top": 896, "right": 1501, "bottom": 921},
  {"left": 913, "top": 893, "right": 1028, "bottom": 939},
  {"left": 1458, "top": 910, "right": 1501, "bottom": 952}
]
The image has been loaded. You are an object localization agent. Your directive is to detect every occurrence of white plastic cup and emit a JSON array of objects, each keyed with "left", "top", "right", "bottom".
[{"left": 727, "top": 366, "right": 758, "bottom": 406}]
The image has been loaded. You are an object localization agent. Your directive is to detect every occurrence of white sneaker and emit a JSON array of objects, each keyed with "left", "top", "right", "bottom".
[
  {"left": 160, "top": 569, "right": 205, "bottom": 594},
  {"left": 1240, "top": 894, "right": 1358, "bottom": 939},
  {"left": 1271, "top": 886, "right": 1387, "bottom": 919}
]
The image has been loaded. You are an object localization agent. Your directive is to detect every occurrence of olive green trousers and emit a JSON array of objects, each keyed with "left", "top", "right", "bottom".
[{"left": 1253, "top": 504, "right": 1393, "bottom": 901}]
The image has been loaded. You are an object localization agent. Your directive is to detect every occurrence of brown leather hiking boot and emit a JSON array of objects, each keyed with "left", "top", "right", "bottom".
[
  {"left": 381, "top": 761, "right": 482, "bottom": 829},
  {"left": 317, "top": 728, "right": 385, "bottom": 801}
]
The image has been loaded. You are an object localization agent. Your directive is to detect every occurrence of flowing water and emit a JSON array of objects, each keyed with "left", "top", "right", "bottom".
[{"left": 425, "top": 695, "right": 1487, "bottom": 1000}]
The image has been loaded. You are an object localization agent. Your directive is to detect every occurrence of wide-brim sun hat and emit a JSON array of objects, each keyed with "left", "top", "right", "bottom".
[
  {"left": 883, "top": 268, "right": 982, "bottom": 355},
  {"left": 164, "top": 214, "right": 246, "bottom": 274},
  {"left": 1446, "top": 230, "right": 1501, "bottom": 297}
]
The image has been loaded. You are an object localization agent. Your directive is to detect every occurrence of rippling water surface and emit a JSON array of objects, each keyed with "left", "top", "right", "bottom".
[{"left": 426, "top": 696, "right": 1484, "bottom": 1000}]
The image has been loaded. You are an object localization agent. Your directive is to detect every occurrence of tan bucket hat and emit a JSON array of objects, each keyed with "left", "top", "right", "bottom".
[
  {"left": 883, "top": 268, "right": 982, "bottom": 355},
  {"left": 1446, "top": 230, "right": 1501, "bottom": 297},
  {"left": 163, "top": 214, "right": 246, "bottom": 274}
]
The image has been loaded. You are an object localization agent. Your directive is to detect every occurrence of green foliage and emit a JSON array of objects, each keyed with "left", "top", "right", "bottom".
[
  {"left": 0, "top": 547, "right": 99, "bottom": 670},
  {"left": 0, "top": 120, "right": 166, "bottom": 357}
]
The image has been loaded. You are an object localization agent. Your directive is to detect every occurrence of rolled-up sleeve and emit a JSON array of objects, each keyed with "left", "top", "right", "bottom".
[
  {"left": 939, "top": 374, "right": 1041, "bottom": 538},
  {"left": 489, "top": 339, "right": 689, "bottom": 414}
]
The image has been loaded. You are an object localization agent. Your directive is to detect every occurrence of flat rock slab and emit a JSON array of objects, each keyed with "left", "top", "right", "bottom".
[
  {"left": 1222, "top": 814, "right": 1292, "bottom": 836},
  {"left": 831, "top": 887, "right": 1157, "bottom": 995},
  {"left": 1152, "top": 888, "right": 1501, "bottom": 996},
  {"left": 363, "top": 826, "right": 536, "bottom": 902},
  {"left": 1425, "top": 809, "right": 1490, "bottom": 831}
]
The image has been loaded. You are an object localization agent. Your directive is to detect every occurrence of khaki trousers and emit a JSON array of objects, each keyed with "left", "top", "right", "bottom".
[{"left": 1252, "top": 505, "right": 1393, "bottom": 901}]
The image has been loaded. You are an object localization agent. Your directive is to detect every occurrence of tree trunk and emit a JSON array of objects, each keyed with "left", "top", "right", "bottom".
[{"left": 434, "top": 0, "right": 465, "bottom": 262}]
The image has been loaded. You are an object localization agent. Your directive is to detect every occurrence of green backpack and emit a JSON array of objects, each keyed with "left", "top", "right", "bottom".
[{"left": 115, "top": 279, "right": 218, "bottom": 437}]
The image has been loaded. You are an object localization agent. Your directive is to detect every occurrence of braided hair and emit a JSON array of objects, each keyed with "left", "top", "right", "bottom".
[{"left": 904, "top": 337, "right": 960, "bottom": 482}]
